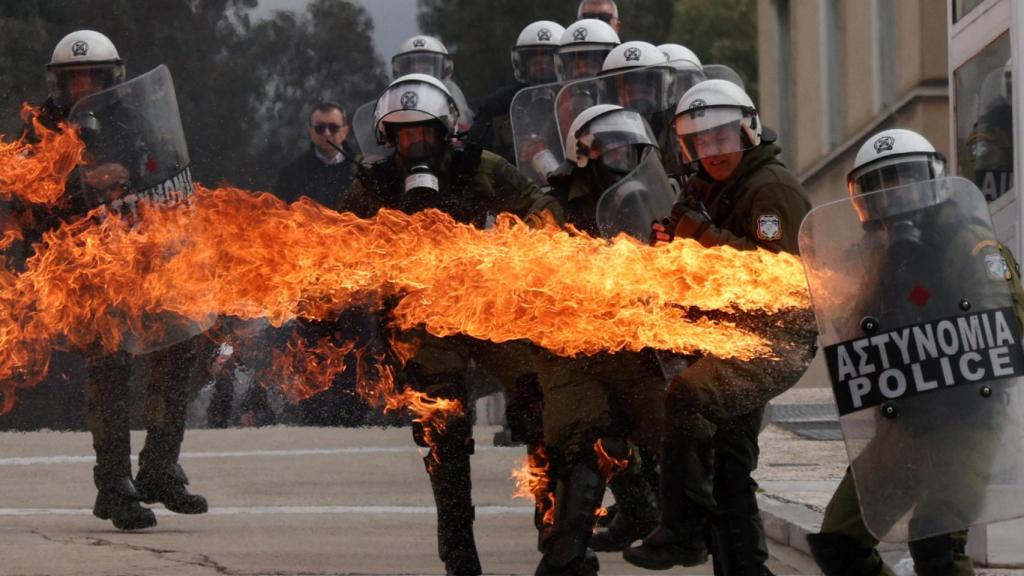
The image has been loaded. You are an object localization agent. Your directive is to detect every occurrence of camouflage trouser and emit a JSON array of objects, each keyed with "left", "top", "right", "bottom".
[{"left": 85, "top": 336, "right": 208, "bottom": 483}]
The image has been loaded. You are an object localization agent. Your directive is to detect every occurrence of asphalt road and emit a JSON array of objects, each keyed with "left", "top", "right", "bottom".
[{"left": 0, "top": 425, "right": 820, "bottom": 575}]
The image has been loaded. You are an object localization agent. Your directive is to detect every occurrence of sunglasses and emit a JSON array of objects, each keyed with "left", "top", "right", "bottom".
[
  {"left": 313, "top": 123, "right": 344, "bottom": 135},
  {"left": 581, "top": 11, "right": 615, "bottom": 23}
]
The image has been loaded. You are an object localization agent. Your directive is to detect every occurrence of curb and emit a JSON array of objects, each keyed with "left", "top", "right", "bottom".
[{"left": 758, "top": 494, "right": 822, "bottom": 557}]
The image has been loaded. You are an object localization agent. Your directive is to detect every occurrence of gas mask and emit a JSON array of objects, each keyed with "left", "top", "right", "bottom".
[{"left": 390, "top": 123, "right": 447, "bottom": 196}]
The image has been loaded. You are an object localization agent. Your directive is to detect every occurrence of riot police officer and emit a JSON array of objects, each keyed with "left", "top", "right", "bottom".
[
  {"left": 533, "top": 104, "right": 671, "bottom": 575},
  {"left": 470, "top": 20, "right": 565, "bottom": 164},
  {"left": 623, "top": 79, "right": 813, "bottom": 574},
  {"left": 804, "top": 128, "right": 1019, "bottom": 576},
  {"left": 41, "top": 30, "right": 208, "bottom": 531},
  {"left": 339, "top": 73, "right": 562, "bottom": 576}
]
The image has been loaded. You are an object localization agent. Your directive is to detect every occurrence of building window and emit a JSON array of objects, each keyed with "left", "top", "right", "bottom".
[
  {"left": 775, "top": 0, "right": 791, "bottom": 159},
  {"left": 953, "top": 0, "right": 988, "bottom": 24},
  {"left": 823, "top": 0, "right": 843, "bottom": 147},
  {"left": 954, "top": 32, "right": 1013, "bottom": 202},
  {"left": 874, "top": 0, "right": 896, "bottom": 110}
]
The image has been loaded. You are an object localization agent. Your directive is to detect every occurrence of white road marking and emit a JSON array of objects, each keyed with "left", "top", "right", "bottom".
[
  {"left": 0, "top": 505, "right": 534, "bottom": 517},
  {"left": 0, "top": 445, "right": 518, "bottom": 466}
]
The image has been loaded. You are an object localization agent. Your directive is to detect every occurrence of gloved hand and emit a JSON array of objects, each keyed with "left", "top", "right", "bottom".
[
  {"left": 672, "top": 204, "right": 713, "bottom": 241},
  {"left": 650, "top": 219, "right": 674, "bottom": 246}
]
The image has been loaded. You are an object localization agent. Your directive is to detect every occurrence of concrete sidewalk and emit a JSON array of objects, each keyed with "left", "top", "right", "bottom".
[{"left": 757, "top": 387, "right": 1024, "bottom": 572}]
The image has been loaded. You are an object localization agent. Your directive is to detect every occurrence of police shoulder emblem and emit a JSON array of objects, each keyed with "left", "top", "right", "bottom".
[
  {"left": 756, "top": 214, "right": 782, "bottom": 241},
  {"left": 984, "top": 251, "right": 1011, "bottom": 281}
]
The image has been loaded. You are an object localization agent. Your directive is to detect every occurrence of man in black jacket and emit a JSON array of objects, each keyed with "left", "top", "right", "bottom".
[{"left": 274, "top": 101, "right": 357, "bottom": 209}]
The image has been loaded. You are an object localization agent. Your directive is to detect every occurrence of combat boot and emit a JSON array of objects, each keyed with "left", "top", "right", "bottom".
[
  {"left": 92, "top": 467, "right": 157, "bottom": 531},
  {"left": 806, "top": 532, "right": 892, "bottom": 576},
  {"left": 136, "top": 463, "right": 208, "bottom": 515},
  {"left": 908, "top": 532, "right": 972, "bottom": 576},
  {"left": 622, "top": 433, "right": 710, "bottom": 570},
  {"left": 534, "top": 461, "right": 605, "bottom": 576},
  {"left": 590, "top": 464, "right": 659, "bottom": 551}
]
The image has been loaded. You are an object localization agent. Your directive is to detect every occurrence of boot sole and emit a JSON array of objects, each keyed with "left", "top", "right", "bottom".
[
  {"left": 621, "top": 548, "right": 708, "bottom": 570},
  {"left": 93, "top": 506, "right": 157, "bottom": 530}
]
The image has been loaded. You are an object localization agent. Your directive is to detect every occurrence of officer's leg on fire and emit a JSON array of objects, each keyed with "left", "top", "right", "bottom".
[
  {"left": 84, "top": 349, "right": 157, "bottom": 530},
  {"left": 535, "top": 351, "right": 620, "bottom": 575},
  {"left": 135, "top": 335, "right": 209, "bottom": 515},
  {"left": 398, "top": 330, "right": 481, "bottom": 576},
  {"left": 590, "top": 352, "right": 663, "bottom": 553},
  {"left": 474, "top": 339, "right": 551, "bottom": 536}
]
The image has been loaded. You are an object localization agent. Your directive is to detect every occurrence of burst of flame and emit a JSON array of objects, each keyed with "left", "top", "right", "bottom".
[
  {"left": 511, "top": 446, "right": 556, "bottom": 527},
  {"left": 267, "top": 335, "right": 355, "bottom": 403},
  {"left": 0, "top": 121, "right": 811, "bottom": 411},
  {"left": 0, "top": 105, "right": 85, "bottom": 205},
  {"left": 594, "top": 438, "right": 631, "bottom": 481}
]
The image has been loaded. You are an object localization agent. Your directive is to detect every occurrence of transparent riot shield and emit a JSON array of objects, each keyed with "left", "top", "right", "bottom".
[
  {"left": 595, "top": 146, "right": 676, "bottom": 243},
  {"left": 69, "top": 65, "right": 215, "bottom": 355},
  {"left": 702, "top": 64, "right": 745, "bottom": 90},
  {"left": 446, "top": 80, "right": 475, "bottom": 134},
  {"left": 510, "top": 82, "right": 565, "bottom": 187},
  {"left": 799, "top": 177, "right": 1024, "bottom": 542},
  {"left": 554, "top": 60, "right": 699, "bottom": 150},
  {"left": 352, "top": 100, "right": 392, "bottom": 164}
]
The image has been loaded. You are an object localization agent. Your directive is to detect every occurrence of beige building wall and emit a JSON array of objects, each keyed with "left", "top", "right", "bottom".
[{"left": 758, "top": 0, "right": 950, "bottom": 208}]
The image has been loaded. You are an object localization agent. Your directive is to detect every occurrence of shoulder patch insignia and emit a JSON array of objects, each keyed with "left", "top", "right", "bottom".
[
  {"left": 984, "top": 251, "right": 1011, "bottom": 281},
  {"left": 756, "top": 214, "right": 782, "bottom": 242}
]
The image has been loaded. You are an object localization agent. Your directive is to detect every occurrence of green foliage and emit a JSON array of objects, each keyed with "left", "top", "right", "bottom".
[
  {"left": 417, "top": 0, "right": 675, "bottom": 105},
  {"left": 0, "top": 0, "right": 388, "bottom": 190},
  {"left": 671, "top": 0, "right": 758, "bottom": 103}
]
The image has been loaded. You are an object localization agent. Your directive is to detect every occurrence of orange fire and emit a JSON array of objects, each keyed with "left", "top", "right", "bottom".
[
  {"left": 0, "top": 120, "right": 811, "bottom": 412},
  {"left": 0, "top": 105, "right": 85, "bottom": 205},
  {"left": 511, "top": 446, "right": 556, "bottom": 527}
]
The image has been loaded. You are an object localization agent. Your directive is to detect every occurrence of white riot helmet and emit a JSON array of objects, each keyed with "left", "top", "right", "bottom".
[
  {"left": 392, "top": 36, "right": 453, "bottom": 81},
  {"left": 674, "top": 79, "right": 761, "bottom": 165},
  {"left": 601, "top": 41, "right": 678, "bottom": 116},
  {"left": 513, "top": 21, "right": 565, "bottom": 86},
  {"left": 556, "top": 19, "right": 620, "bottom": 82},
  {"left": 847, "top": 129, "right": 947, "bottom": 223},
  {"left": 658, "top": 44, "right": 702, "bottom": 68},
  {"left": 658, "top": 43, "right": 705, "bottom": 94},
  {"left": 46, "top": 30, "right": 125, "bottom": 111},
  {"left": 565, "top": 104, "right": 657, "bottom": 175},
  {"left": 374, "top": 74, "right": 459, "bottom": 143}
]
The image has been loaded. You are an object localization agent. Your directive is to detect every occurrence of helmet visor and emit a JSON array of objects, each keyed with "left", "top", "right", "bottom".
[
  {"left": 847, "top": 155, "right": 946, "bottom": 222},
  {"left": 375, "top": 82, "right": 458, "bottom": 142},
  {"left": 391, "top": 123, "right": 444, "bottom": 165},
  {"left": 603, "top": 67, "right": 676, "bottom": 115},
  {"left": 674, "top": 105, "right": 756, "bottom": 162},
  {"left": 392, "top": 52, "right": 453, "bottom": 80},
  {"left": 666, "top": 60, "right": 706, "bottom": 96},
  {"left": 47, "top": 64, "right": 124, "bottom": 110},
  {"left": 513, "top": 46, "right": 558, "bottom": 85},
  {"left": 556, "top": 46, "right": 611, "bottom": 81},
  {"left": 575, "top": 111, "right": 656, "bottom": 166}
]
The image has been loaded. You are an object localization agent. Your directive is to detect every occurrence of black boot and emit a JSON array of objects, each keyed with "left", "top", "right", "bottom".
[
  {"left": 622, "top": 431, "right": 711, "bottom": 570},
  {"left": 417, "top": 406, "right": 481, "bottom": 576},
  {"left": 93, "top": 467, "right": 157, "bottom": 531},
  {"left": 535, "top": 460, "right": 605, "bottom": 576},
  {"left": 136, "top": 463, "right": 208, "bottom": 514},
  {"left": 591, "top": 462, "right": 659, "bottom": 551},
  {"left": 908, "top": 532, "right": 970, "bottom": 576},
  {"left": 806, "top": 532, "right": 888, "bottom": 576},
  {"left": 710, "top": 454, "right": 769, "bottom": 576}
]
